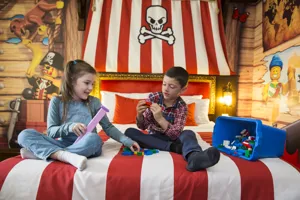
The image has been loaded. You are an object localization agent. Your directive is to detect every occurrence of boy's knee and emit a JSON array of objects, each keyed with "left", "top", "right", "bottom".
[
  {"left": 124, "top": 128, "right": 137, "bottom": 137},
  {"left": 180, "top": 130, "right": 196, "bottom": 139}
]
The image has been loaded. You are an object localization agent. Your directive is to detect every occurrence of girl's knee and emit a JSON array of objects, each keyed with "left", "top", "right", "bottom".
[
  {"left": 84, "top": 133, "right": 102, "bottom": 146},
  {"left": 94, "top": 147, "right": 102, "bottom": 157},
  {"left": 17, "top": 129, "right": 38, "bottom": 146}
]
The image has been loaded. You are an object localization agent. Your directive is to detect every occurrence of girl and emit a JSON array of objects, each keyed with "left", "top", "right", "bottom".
[{"left": 18, "top": 60, "right": 140, "bottom": 170}]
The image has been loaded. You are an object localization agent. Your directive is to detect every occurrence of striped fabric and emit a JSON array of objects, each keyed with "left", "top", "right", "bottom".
[
  {"left": 0, "top": 133, "right": 299, "bottom": 200},
  {"left": 82, "top": 0, "right": 234, "bottom": 75}
]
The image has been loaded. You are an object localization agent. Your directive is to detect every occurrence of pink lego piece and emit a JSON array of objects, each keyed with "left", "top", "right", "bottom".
[{"left": 74, "top": 105, "right": 109, "bottom": 143}]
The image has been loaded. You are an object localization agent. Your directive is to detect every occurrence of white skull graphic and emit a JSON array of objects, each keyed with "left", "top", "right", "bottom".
[
  {"left": 44, "top": 52, "right": 55, "bottom": 65},
  {"left": 146, "top": 6, "right": 167, "bottom": 34}
]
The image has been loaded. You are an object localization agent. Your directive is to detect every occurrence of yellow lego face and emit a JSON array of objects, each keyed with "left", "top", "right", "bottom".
[
  {"left": 270, "top": 66, "right": 281, "bottom": 80},
  {"left": 42, "top": 64, "right": 58, "bottom": 78}
]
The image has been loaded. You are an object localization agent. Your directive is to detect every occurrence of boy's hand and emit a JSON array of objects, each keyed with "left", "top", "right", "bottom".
[
  {"left": 130, "top": 142, "right": 141, "bottom": 152},
  {"left": 150, "top": 103, "right": 163, "bottom": 122},
  {"left": 136, "top": 100, "right": 148, "bottom": 120},
  {"left": 72, "top": 123, "right": 87, "bottom": 137}
]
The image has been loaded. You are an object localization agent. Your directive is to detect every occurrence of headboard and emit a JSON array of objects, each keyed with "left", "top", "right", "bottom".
[{"left": 98, "top": 73, "right": 216, "bottom": 115}]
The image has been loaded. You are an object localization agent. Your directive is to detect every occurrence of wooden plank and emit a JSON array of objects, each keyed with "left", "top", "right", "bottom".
[
  {"left": 240, "top": 38, "right": 254, "bottom": 49},
  {"left": 239, "top": 50, "right": 254, "bottom": 66},
  {"left": 237, "top": 83, "right": 253, "bottom": 100},
  {"left": 253, "top": 65, "right": 268, "bottom": 82},
  {"left": 0, "top": 95, "right": 22, "bottom": 111},
  {"left": 238, "top": 66, "right": 253, "bottom": 83},
  {"left": 237, "top": 100, "right": 252, "bottom": 116},
  {"left": 0, "top": 0, "right": 36, "bottom": 19},
  {"left": 254, "top": 1, "right": 263, "bottom": 26},
  {"left": 0, "top": 78, "right": 31, "bottom": 94},
  {"left": 0, "top": 112, "right": 11, "bottom": 126},
  {"left": 0, "top": 20, "right": 17, "bottom": 41},
  {"left": 64, "top": 0, "right": 84, "bottom": 62},
  {"left": 0, "top": 127, "right": 8, "bottom": 138},
  {"left": 0, "top": 42, "right": 46, "bottom": 61},
  {"left": 0, "top": 61, "right": 31, "bottom": 77},
  {"left": 241, "top": 28, "right": 254, "bottom": 39},
  {"left": 0, "top": 42, "right": 63, "bottom": 61}
]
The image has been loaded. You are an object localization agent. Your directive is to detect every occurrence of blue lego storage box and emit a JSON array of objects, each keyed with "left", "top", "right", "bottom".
[{"left": 212, "top": 116, "right": 286, "bottom": 161}]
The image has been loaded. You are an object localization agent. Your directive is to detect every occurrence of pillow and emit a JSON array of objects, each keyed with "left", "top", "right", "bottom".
[
  {"left": 185, "top": 103, "right": 198, "bottom": 126},
  {"left": 100, "top": 91, "right": 150, "bottom": 121},
  {"left": 113, "top": 95, "right": 141, "bottom": 124},
  {"left": 184, "top": 98, "right": 210, "bottom": 124},
  {"left": 181, "top": 95, "right": 203, "bottom": 102}
]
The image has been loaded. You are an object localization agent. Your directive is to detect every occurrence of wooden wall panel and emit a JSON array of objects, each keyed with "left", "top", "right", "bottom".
[
  {"left": 0, "top": 95, "right": 22, "bottom": 111},
  {"left": 0, "top": 61, "right": 31, "bottom": 77},
  {"left": 0, "top": 78, "right": 31, "bottom": 94},
  {"left": 0, "top": 112, "right": 11, "bottom": 126}
]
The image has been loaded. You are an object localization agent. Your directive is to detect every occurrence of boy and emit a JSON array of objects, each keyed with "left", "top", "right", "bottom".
[{"left": 124, "top": 67, "right": 220, "bottom": 172}]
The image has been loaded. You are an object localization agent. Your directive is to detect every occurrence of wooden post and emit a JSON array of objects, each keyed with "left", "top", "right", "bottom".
[{"left": 63, "top": 0, "right": 84, "bottom": 63}]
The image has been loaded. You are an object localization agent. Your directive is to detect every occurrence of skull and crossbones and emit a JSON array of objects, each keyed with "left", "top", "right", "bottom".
[
  {"left": 43, "top": 52, "right": 55, "bottom": 66},
  {"left": 138, "top": 6, "right": 175, "bottom": 45}
]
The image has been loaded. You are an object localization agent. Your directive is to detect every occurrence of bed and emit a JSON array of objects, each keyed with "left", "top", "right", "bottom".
[{"left": 0, "top": 73, "right": 299, "bottom": 200}]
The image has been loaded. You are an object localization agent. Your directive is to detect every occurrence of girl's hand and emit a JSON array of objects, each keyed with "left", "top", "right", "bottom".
[
  {"left": 130, "top": 142, "right": 141, "bottom": 152},
  {"left": 72, "top": 123, "right": 87, "bottom": 137}
]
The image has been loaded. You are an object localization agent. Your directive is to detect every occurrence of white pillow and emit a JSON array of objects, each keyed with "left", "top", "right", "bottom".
[
  {"left": 100, "top": 91, "right": 150, "bottom": 121},
  {"left": 181, "top": 95, "right": 203, "bottom": 102},
  {"left": 183, "top": 98, "right": 210, "bottom": 124}
]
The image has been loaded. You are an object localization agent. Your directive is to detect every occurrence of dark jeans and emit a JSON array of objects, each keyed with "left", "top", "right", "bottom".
[{"left": 124, "top": 128, "right": 202, "bottom": 160}]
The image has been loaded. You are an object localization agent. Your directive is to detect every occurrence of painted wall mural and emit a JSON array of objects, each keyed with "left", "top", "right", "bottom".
[
  {"left": 262, "top": 46, "right": 300, "bottom": 124},
  {"left": 5, "top": 0, "right": 65, "bottom": 100},
  {"left": 263, "top": 0, "right": 300, "bottom": 51}
]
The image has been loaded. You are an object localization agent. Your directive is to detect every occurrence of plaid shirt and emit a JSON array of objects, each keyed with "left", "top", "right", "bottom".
[{"left": 136, "top": 92, "right": 187, "bottom": 140}]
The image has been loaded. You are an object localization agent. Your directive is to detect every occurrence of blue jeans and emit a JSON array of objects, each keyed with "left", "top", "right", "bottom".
[
  {"left": 124, "top": 128, "right": 202, "bottom": 160},
  {"left": 18, "top": 129, "right": 102, "bottom": 160}
]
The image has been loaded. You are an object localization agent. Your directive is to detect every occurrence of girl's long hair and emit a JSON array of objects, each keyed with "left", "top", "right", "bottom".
[{"left": 60, "top": 60, "right": 96, "bottom": 122}]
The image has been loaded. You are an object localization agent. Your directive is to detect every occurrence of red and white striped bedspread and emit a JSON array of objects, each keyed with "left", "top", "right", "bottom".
[{"left": 0, "top": 134, "right": 299, "bottom": 200}]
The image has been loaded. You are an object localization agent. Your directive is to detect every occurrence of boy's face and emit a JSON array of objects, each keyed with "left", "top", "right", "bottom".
[{"left": 162, "top": 75, "right": 186, "bottom": 101}]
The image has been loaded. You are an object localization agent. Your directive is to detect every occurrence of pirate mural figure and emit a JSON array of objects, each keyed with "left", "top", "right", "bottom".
[
  {"left": 22, "top": 51, "right": 64, "bottom": 100},
  {"left": 262, "top": 54, "right": 289, "bottom": 124}
]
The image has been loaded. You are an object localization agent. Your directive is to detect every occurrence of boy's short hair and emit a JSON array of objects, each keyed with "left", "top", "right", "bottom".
[{"left": 165, "top": 66, "right": 189, "bottom": 88}]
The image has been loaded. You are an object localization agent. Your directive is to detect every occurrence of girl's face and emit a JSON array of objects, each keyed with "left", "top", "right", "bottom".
[
  {"left": 72, "top": 73, "right": 96, "bottom": 101},
  {"left": 162, "top": 75, "right": 186, "bottom": 102}
]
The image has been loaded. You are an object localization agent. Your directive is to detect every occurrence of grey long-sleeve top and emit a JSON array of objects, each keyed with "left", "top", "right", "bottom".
[{"left": 47, "top": 96, "right": 134, "bottom": 147}]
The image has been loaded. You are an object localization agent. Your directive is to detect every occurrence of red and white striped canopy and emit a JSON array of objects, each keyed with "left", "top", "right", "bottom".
[{"left": 82, "top": 0, "right": 233, "bottom": 75}]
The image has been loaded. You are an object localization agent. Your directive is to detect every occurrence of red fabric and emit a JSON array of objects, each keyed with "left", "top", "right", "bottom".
[
  {"left": 172, "top": 153, "right": 208, "bottom": 200},
  {"left": 228, "top": 156, "right": 274, "bottom": 200},
  {"left": 106, "top": 149, "right": 143, "bottom": 200},
  {"left": 281, "top": 148, "right": 300, "bottom": 170},
  {"left": 113, "top": 95, "right": 140, "bottom": 124},
  {"left": 201, "top": 3, "right": 219, "bottom": 75},
  {"left": 0, "top": 156, "right": 22, "bottom": 190},
  {"left": 186, "top": 103, "right": 197, "bottom": 126},
  {"left": 36, "top": 162, "right": 76, "bottom": 200}
]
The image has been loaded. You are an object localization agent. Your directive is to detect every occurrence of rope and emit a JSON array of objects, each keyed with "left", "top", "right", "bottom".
[{"left": 48, "top": 0, "right": 64, "bottom": 51}]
